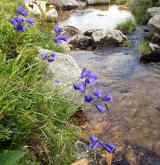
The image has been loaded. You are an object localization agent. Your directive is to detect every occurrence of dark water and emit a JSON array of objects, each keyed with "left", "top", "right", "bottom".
[{"left": 71, "top": 26, "right": 160, "bottom": 164}]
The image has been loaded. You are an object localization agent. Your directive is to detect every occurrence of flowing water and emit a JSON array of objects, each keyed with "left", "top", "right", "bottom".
[{"left": 61, "top": 5, "right": 160, "bottom": 164}]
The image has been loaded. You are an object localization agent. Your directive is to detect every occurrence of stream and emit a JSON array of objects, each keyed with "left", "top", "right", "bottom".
[{"left": 60, "top": 5, "right": 160, "bottom": 164}]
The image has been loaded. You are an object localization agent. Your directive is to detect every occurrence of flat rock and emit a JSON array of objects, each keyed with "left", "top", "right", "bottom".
[{"left": 92, "top": 29, "right": 127, "bottom": 46}]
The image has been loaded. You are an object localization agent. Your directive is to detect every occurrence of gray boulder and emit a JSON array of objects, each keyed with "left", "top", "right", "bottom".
[
  {"left": 69, "top": 35, "right": 94, "bottom": 50},
  {"left": 148, "top": 14, "right": 160, "bottom": 42},
  {"left": 85, "top": 0, "right": 110, "bottom": 5},
  {"left": 38, "top": 48, "right": 81, "bottom": 84},
  {"left": 147, "top": 7, "right": 160, "bottom": 18},
  {"left": 25, "top": 0, "right": 58, "bottom": 19},
  {"left": 49, "top": 0, "right": 79, "bottom": 9},
  {"left": 92, "top": 29, "right": 127, "bottom": 46}
]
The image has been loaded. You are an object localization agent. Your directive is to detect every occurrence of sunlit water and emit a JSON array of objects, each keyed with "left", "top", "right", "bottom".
[{"left": 61, "top": 5, "right": 133, "bottom": 32}]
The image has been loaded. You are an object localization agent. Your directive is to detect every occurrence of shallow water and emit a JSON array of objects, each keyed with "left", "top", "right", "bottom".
[
  {"left": 61, "top": 5, "right": 133, "bottom": 32},
  {"left": 70, "top": 26, "right": 160, "bottom": 163}
]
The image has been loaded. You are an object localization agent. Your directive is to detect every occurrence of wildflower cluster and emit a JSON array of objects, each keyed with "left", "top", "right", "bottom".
[
  {"left": 73, "top": 68, "right": 112, "bottom": 112},
  {"left": 52, "top": 26, "right": 69, "bottom": 44},
  {"left": 41, "top": 51, "right": 55, "bottom": 62},
  {"left": 9, "top": 6, "right": 35, "bottom": 32},
  {"left": 89, "top": 135, "right": 115, "bottom": 153}
]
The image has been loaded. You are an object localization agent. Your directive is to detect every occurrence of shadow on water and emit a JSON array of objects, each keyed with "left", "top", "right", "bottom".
[{"left": 113, "top": 141, "right": 160, "bottom": 165}]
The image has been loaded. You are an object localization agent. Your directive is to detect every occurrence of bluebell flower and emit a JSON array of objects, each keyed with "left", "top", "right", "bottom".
[
  {"left": 14, "top": 24, "right": 25, "bottom": 32},
  {"left": 41, "top": 52, "right": 47, "bottom": 60},
  {"left": 10, "top": 17, "right": 24, "bottom": 25},
  {"left": 85, "top": 77, "right": 97, "bottom": 85},
  {"left": 9, "top": 18, "right": 17, "bottom": 25},
  {"left": 26, "top": 18, "right": 35, "bottom": 25},
  {"left": 53, "top": 37, "right": 62, "bottom": 44},
  {"left": 53, "top": 26, "right": 62, "bottom": 34},
  {"left": 89, "top": 135, "right": 101, "bottom": 150},
  {"left": 73, "top": 82, "right": 86, "bottom": 93},
  {"left": 85, "top": 94, "right": 93, "bottom": 103},
  {"left": 90, "top": 135, "right": 98, "bottom": 143},
  {"left": 58, "top": 35, "right": 69, "bottom": 42},
  {"left": 93, "top": 89, "right": 102, "bottom": 98},
  {"left": 95, "top": 104, "right": 106, "bottom": 112},
  {"left": 55, "top": 79, "right": 62, "bottom": 84},
  {"left": 102, "top": 94, "right": 112, "bottom": 102},
  {"left": 48, "top": 52, "right": 55, "bottom": 62},
  {"left": 102, "top": 143, "right": 115, "bottom": 153},
  {"left": 81, "top": 68, "right": 90, "bottom": 78},
  {"left": 16, "top": 6, "right": 28, "bottom": 17},
  {"left": 90, "top": 72, "right": 98, "bottom": 79}
]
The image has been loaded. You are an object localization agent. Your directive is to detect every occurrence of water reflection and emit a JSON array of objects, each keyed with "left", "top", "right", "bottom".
[{"left": 61, "top": 5, "right": 133, "bottom": 32}]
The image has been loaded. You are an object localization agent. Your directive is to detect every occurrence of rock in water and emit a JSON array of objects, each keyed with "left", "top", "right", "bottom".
[
  {"left": 92, "top": 29, "right": 127, "bottom": 46},
  {"left": 148, "top": 14, "right": 160, "bottom": 43},
  {"left": 69, "top": 35, "right": 94, "bottom": 50},
  {"left": 147, "top": 7, "right": 160, "bottom": 18},
  {"left": 85, "top": 0, "right": 110, "bottom": 5}
]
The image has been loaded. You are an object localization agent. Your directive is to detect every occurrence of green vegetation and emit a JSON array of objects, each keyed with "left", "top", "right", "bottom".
[
  {"left": 128, "top": 0, "right": 152, "bottom": 23},
  {"left": 111, "top": 0, "right": 128, "bottom": 5},
  {"left": 139, "top": 38, "right": 151, "bottom": 55},
  {"left": 0, "top": 0, "right": 78, "bottom": 164},
  {"left": 117, "top": 18, "right": 136, "bottom": 34}
]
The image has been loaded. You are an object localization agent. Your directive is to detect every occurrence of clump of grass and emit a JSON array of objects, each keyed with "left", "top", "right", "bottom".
[
  {"left": 110, "top": 0, "right": 128, "bottom": 5},
  {"left": 117, "top": 0, "right": 128, "bottom": 5},
  {"left": 0, "top": 0, "right": 78, "bottom": 164},
  {"left": 117, "top": 18, "right": 136, "bottom": 34},
  {"left": 128, "top": 0, "right": 152, "bottom": 23},
  {"left": 122, "top": 40, "right": 132, "bottom": 47},
  {"left": 139, "top": 38, "right": 151, "bottom": 55}
]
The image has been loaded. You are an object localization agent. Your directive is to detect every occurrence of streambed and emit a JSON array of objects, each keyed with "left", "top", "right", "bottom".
[{"left": 61, "top": 5, "right": 160, "bottom": 164}]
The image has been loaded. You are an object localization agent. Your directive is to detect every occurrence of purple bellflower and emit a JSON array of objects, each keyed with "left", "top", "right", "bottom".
[
  {"left": 26, "top": 18, "right": 35, "bottom": 25},
  {"left": 102, "top": 94, "right": 112, "bottom": 102},
  {"left": 85, "top": 94, "right": 93, "bottom": 103},
  {"left": 48, "top": 52, "right": 55, "bottom": 62},
  {"left": 41, "top": 52, "right": 47, "bottom": 60},
  {"left": 14, "top": 24, "right": 25, "bottom": 32},
  {"left": 93, "top": 89, "right": 102, "bottom": 98},
  {"left": 16, "top": 6, "right": 28, "bottom": 17},
  {"left": 95, "top": 104, "right": 106, "bottom": 112},
  {"left": 73, "top": 82, "right": 86, "bottom": 93},
  {"left": 58, "top": 35, "right": 69, "bottom": 42},
  {"left": 53, "top": 26, "right": 62, "bottom": 34},
  {"left": 81, "top": 68, "right": 90, "bottom": 78},
  {"left": 101, "top": 143, "right": 115, "bottom": 153},
  {"left": 53, "top": 37, "right": 62, "bottom": 44}
]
